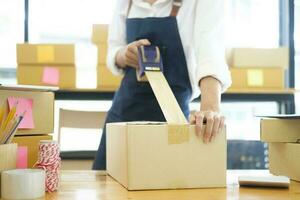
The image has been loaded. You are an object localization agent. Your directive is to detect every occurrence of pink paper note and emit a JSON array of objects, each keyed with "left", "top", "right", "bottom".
[
  {"left": 7, "top": 97, "right": 35, "bottom": 129},
  {"left": 42, "top": 67, "right": 60, "bottom": 85},
  {"left": 16, "top": 146, "right": 28, "bottom": 169}
]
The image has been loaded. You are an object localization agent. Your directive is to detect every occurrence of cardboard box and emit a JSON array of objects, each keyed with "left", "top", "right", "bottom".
[
  {"left": 17, "top": 44, "right": 75, "bottom": 65},
  {"left": 12, "top": 135, "right": 53, "bottom": 168},
  {"left": 260, "top": 118, "right": 300, "bottom": 142},
  {"left": 0, "top": 86, "right": 54, "bottom": 135},
  {"left": 0, "top": 143, "right": 17, "bottom": 198},
  {"left": 269, "top": 142, "right": 300, "bottom": 182},
  {"left": 17, "top": 65, "right": 76, "bottom": 89},
  {"left": 97, "top": 66, "right": 122, "bottom": 91},
  {"left": 230, "top": 67, "right": 284, "bottom": 89},
  {"left": 107, "top": 122, "right": 227, "bottom": 190},
  {"left": 97, "top": 44, "right": 108, "bottom": 64},
  {"left": 233, "top": 48, "right": 289, "bottom": 69},
  {"left": 92, "top": 24, "right": 109, "bottom": 44}
]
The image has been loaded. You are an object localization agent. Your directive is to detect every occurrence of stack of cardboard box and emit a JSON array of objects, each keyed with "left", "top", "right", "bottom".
[
  {"left": 17, "top": 44, "right": 76, "bottom": 89},
  {"left": 92, "top": 24, "right": 122, "bottom": 91},
  {"left": 230, "top": 48, "right": 289, "bottom": 90},
  {"left": 0, "top": 85, "right": 54, "bottom": 167},
  {"left": 260, "top": 116, "right": 300, "bottom": 182}
]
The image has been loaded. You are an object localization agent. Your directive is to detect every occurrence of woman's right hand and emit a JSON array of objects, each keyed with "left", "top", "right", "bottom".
[{"left": 115, "top": 39, "right": 151, "bottom": 69}]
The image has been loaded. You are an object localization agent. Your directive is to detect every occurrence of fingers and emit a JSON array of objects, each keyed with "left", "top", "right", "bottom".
[
  {"left": 210, "top": 114, "right": 220, "bottom": 142},
  {"left": 125, "top": 39, "right": 151, "bottom": 69},
  {"left": 189, "top": 113, "right": 196, "bottom": 124},
  {"left": 218, "top": 116, "right": 225, "bottom": 134},
  {"left": 126, "top": 49, "right": 138, "bottom": 63},
  {"left": 195, "top": 113, "right": 204, "bottom": 137},
  {"left": 203, "top": 112, "right": 214, "bottom": 144},
  {"left": 191, "top": 111, "right": 225, "bottom": 144},
  {"left": 136, "top": 39, "right": 151, "bottom": 46}
]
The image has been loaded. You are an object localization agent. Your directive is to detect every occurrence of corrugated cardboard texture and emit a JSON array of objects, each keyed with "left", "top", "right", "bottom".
[
  {"left": 17, "top": 44, "right": 75, "bottom": 65},
  {"left": 97, "top": 66, "right": 122, "bottom": 91},
  {"left": 230, "top": 68, "right": 284, "bottom": 89},
  {"left": 269, "top": 143, "right": 300, "bottom": 182},
  {"left": 0, "top": 144, "right": 17, "bottom": 171},
  {"left": 107, "top": 123, "right": 227, "bottom": 190},
  {"left": 0, "top": 143, "right": 17, "bottom": 198},
  {"left": 233, "top": 48, "right": 289, "bottom": 69},
  {"left": 106, "top": 123, "right": 128, "bottom": 188},
  {"left": 17, "top": 65, "right": 76, "bottom": 89},
  {"left": 12, "top": 135, "right": 52, "bottom": 168},
  {"left": 260, "top": 118, "right": 300, "bottom": 142},
  {"left": 97, "top": 44, "right": 107, "bottom": 64},
  {"left": 0, "top": 89, "right": 54, "bottom": 135},
  {"left": 92, "top": 24, "right": 109, "bottom": 44}
]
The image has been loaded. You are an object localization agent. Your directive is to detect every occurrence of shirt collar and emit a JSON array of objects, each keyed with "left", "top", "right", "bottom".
[{"left": 132, "top": 0, "right": 171, "bottom": 8}]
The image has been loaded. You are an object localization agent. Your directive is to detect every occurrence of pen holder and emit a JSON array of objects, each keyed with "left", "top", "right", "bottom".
[{"left": 0, "top": 143, "right": 17, "bottom": 198}]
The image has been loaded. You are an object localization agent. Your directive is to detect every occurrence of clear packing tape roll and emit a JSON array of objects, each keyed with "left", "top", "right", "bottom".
[{"left": 1, "top": 169, "right": 45, "bottom": 200}]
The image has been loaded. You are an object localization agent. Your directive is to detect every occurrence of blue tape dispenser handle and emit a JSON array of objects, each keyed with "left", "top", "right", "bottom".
[{"left": 137, "top": 45, "right": 163, "bottom": 81}]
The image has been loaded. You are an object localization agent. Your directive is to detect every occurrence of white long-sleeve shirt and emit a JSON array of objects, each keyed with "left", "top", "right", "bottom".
[{"left": 107, "top": 0, "right": 232, "bottom": 99}]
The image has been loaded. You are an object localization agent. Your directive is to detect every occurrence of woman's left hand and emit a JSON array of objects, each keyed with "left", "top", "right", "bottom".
[{"left": 189, "top": 110, "right": 225, "bottom": 144}]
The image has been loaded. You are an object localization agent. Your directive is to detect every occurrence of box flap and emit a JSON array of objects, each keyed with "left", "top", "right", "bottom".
[
  {"left": 0, "top": 84, "right": 58, "bottom": 92},
  {"left": 126, "top": 121, "right": 166, "bottom": 125},
  {"left": 257, "top": 114, "right": 300, "bottom": 119}
]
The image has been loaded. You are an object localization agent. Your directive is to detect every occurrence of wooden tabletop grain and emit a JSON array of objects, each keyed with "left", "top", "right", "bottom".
[{"left": 38, "top": 170, "right": 300, "bottom": 200}]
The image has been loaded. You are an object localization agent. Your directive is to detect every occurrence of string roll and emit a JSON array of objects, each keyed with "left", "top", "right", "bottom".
[{"left": 34, "top": 140, "right": 60, "bottom": 192}]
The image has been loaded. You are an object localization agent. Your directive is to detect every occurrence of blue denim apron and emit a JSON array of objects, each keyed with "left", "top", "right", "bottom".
[{"left": 93, "top": 3, "right": 192, "bottom": 170}]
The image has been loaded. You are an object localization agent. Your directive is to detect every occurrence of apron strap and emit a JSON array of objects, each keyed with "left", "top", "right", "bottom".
[
  {"left": 126, "top": 0, "right": 183, "bottom": 17},
  {"left": 170, "top": 0, "right": 182, "bottom": 17}
]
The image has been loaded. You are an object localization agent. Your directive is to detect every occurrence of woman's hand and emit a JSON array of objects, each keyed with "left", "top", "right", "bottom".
[
  {"left": 189, "top": 111, "right": 225, "bottom": 144},
  {"left": 190, "top": 76, "right": 225, "bottom": 144},
  {"left": 116, "top": 39, "right": 151, "bottom": 69}
]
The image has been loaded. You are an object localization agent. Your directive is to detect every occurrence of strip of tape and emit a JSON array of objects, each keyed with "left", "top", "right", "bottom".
[
  {"left": 145, "top": 71, "right": 189, "bottom": 144},
  {"left": 168, "top": 124, "right": 189, "bottom": 144},
  {"left": 145, "top": 71, "right": 187, "bottom": 124}
]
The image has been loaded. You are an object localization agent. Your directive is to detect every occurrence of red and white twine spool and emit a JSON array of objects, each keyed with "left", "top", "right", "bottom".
[{"left": 34, "top": 140, "right": 61, "bottom": 192}]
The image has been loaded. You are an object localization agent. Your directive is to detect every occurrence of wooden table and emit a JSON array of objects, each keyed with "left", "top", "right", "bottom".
[{"left": 43, "top": 170, "right": 300, "bottom": 200}]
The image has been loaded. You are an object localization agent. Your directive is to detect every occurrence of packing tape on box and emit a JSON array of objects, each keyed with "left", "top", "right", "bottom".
[
  {"left": 138, "top": 46, "right": 189, "bottom": 144},
  {"left": 145, "top": 71, "right": 188, "bottom": 124},
  {"left": 1, "top": 169, "right": 45, "bottom": 200},
  {"left": 168, "top": 124, "right": 189, "bottom": 144}
]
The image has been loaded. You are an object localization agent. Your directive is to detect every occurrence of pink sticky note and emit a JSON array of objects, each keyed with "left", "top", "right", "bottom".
[
  {"left": 17, "top": 146, "right": 28, "bottom": 169},
  {"left": 42, "top": 67, "right": 60, "bottom": 85},
  {"left": 7, "top": 97, "right": 35, "bottom": 129}
]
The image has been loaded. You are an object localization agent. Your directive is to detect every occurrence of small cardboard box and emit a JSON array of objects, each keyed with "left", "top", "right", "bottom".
[
  {"left": 233, "top": 48, "right": 289, "bottom": 69},
  {"left": 12, "top": 135, "right": 52, "bottom": 168},
  {"left": 97, "top": 66, "right": 122, "bottom": 91},
  {"left": 92, "top": 24, "right": 109, "bottom": 44},
  {"left": 17, "top": 44, "right": 75, "bottom": 65},
  {"left": 17, "top": 65, "right": 76, "bottom": 89},
  {"left": 97, "top": 44, "right": 108, "bottom": 64},
  {"left": 0, "top": 143, "right": 17, "bottom": 198},
  {"left": 260, "top": 118, "right": 300, "bottom": 142},
  {"left": 107, "top": 122, "right": 227, "bottom": 190},
  {"left": 230, "top": 67, "right": 284, "bottom": 89},
  {"left": 0, "top": 86, "right": 54, "bottom": 135},
  {"left": 269, "top": 142, "right": 300, "bottom": 182}
]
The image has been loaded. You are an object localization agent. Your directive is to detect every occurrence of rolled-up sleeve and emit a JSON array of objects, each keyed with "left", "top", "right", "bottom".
[
  {"left": 106, "top": 0, "right": 128, "bottom": 76},
  {"left": 193, "top": 0, "right": 232, "bottom": 92}
]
